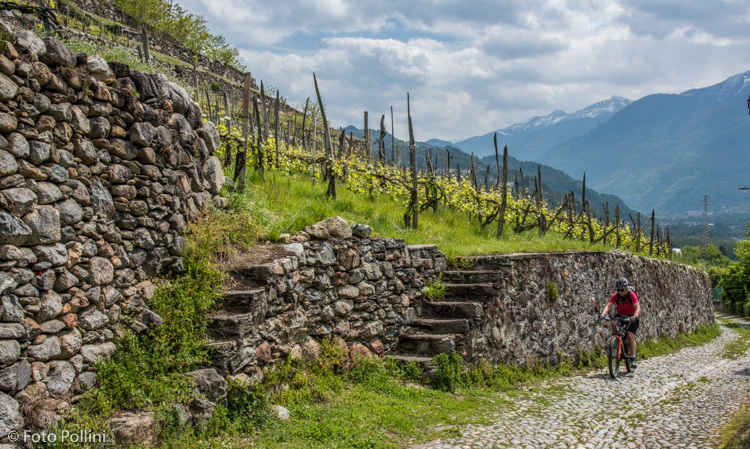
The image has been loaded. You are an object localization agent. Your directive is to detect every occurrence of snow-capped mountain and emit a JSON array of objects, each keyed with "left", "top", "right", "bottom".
[
  {"left": 449, "top": 96, "right": 632, "bottom": 160},
  {"left": 538, "top": 70, "right": 750, "bottom": 216}
]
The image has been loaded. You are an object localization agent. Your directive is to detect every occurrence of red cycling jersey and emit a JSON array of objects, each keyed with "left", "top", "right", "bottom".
[{"left": 609, "top": 291, "right": 639, "bottom": 316}]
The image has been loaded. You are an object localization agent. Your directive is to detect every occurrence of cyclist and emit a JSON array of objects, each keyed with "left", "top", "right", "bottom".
[{"left": 600, "top": 277, "right": 641, "bottom": 368}]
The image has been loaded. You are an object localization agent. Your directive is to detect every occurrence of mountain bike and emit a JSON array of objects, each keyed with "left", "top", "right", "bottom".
[{"left": 604, "top": 315, "right": 634, "bottom": 378}]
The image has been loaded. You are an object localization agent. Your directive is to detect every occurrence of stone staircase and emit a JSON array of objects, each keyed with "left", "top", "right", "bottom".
[
  {"left": 205, "top": 287, "right": 268, "bottom": 375},
  {"left": 391, "top": 265, "right": 502, "bottom": 366}
]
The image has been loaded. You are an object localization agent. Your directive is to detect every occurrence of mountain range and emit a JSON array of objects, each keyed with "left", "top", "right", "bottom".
[
  {"left": 453, "top": 96, "right": 633, "bottom": 161},
  {"left": 348, "top": 70, "right": 750, "bottom": 223},
  {"left": 436, "top": 71, "right": 750, "bottom": 220}
]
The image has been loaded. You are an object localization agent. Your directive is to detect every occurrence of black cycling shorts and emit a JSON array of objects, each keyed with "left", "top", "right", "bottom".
[{"left": 618, "top": 316, "right": 640, "bottom": 334}]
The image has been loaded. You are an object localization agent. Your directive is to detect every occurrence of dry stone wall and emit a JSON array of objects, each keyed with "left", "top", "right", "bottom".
[
  {"left": 208, "top": 217, "right": 446, "bottom": 377},
  {"left": 460, "top": 251, "right": 715, "bottom": 366},
  {"left": 0, "top": 25, "right": 224, "bottom": 437}
]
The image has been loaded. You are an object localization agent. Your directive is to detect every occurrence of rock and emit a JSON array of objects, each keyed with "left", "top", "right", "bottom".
[
  {"left": 79, "top": 307, "right": 109, "bottom": 331},
  {"left": 80, "top": 342, "right": 116, "bottom": 364},
  {"left": 109, "top": 138, "right": 138, "bottom": 160},
  {"left": 59, "top": 328, "right": 82, "bottom": 358},
  {"left": 200, "top": 122, "right": 220, "bottom": 154},
  {"left": 304, "top": 224, "right": 329, "bottom": 240},
  {"left": 0, "top": 324, "right": 24, "bottom": 339},
  {"left": 0, "top": 272, "right": 17, "bottom": 296},
  {"left": 187, "top": 368, "right": 227, "bottom": 403},
  {"left": 43, "top": 360, "right": 75, "bottom": 395},
  {"left": 274, "top": 405, "right": 290, "bottom": 420},
  {"left": 0, "top": 296, "right": 24, "bottom": 322},
  {"left": 90, "top": 178, "right": 115, "bottom": 219},
  {"left": 352, "top": 224, "right": 372, "bottom": 238},
  {"left": 337, "top": 248, "right": 360, "bottom": 270},
  {"left": 29, "top": 141, "right": 51, "bottom": 164},
  {"left": 23, "top": 206, "right": 60, "bottom": 245},
  {"left": 2, "top": 187, "right": 36, "bottom": 216},
  {"left": 40, "top": 37, "right": 76, "bottom": 67},
  {"left": 6, "top": 134, "right": 29, "bottom": 158},
  {"left": 337, "top": 285, "right": 360, "bottom": 299},
  {"left": 0, "top": 211, "right": 31, "bottom": 245},
  {"left": 0, "top": 112, "right": 17, "bottom": 133},
  {"left": 0, "top": 149, "right": 17, "bottom": 177},
  {"left": 55, "top": 198, "right": 84, "bottom": 224},
  {"left": 76, "top": 371, "right": 96, "bottom": 390},
  {"left": 31, "top": 243, "right": 68, "bottom": 267},
  {"left": 15, "top": 30, "right": 46, "bottom": 56},
  {"left": 70, "top": 105, "right": 91, "bottom": 135},
  {"left": 0, "top": 392, "right": 22, "bottom": 439},
  {"left": 35, "top": 291, "right": 62, "bottom": 321},
  {"left": 0, "top": 73, "right": 16, "bottom": 102},
  {"left": 0, "top": 360, "right": 31, "bottom": 391},
  {"left": 203, "top": 156, "right": 224, "bottom": 194},
  {"left": 36, "top": 182, "right": 62, "bottom": 204},
  {"left": 0, "top": 340, "right": 20, "bottom": 365},
  {"left": 26, "top": 336, "right": 61, "bottom": 361},
  {"left": 316, "top": 216, "right": 352, "bottom": 238},
  {"left": 333, "top": 300, "right": 354, "bottom": 316},
  {"left": 89, "top": 116, "right": 110, "bottom": 139},
  {"left": 129, "top": 122, "right": 155, "bottom": 146},
  {"left": 86, "top": 55, "right": 115, "bottom": 83},
  {"left": 109, "top": 411, "right": 158, "bottom": 446},
  {"left": 256, "top": 341, "right": 271, "bottom": 365}
]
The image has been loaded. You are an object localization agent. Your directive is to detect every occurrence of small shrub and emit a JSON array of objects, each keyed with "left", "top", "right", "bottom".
[
  {"left": 424, "top": 273, "right": 445, "bottom": 301},
  {"left": 226, "top": 377, "right": 270, "bottom": 431},
  {"left": 432, "top": 350, "right": 463, "bottom": 392},
  {"left": 546, "top": 282, "right": 559, "bottom": 302}
]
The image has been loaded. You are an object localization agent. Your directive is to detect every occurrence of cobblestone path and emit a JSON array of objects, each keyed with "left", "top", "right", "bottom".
[{"left": 417, "top": 315, "right": 750, "bottom": 449}]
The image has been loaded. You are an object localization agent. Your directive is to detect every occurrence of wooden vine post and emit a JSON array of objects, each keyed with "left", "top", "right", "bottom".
[
  {"left": 141, "top": 27, "right": 150, "bottom": 63},
  {"left": 495, "top": 140, "right": 508, "bottom": 237},
  {"left": 649, "top": 209, "right": 655, "bottom": 256},
  {"left": 252, "top": 96, "right": 264, "bottom": 179},
  {"left": 235, "top": 73, "right": 251, "bottom": 192},
  {"left": 313, "top": 73, "right": 335, "bottom": 199},
  {"left": 378, "top": 114, "right": 386, "bottom": 165},
  {"left": 223, "top": 92, "right": 232, "bottom": 166},
  {"left": 274, "top": 90, "right": 280, "bottom": 169},
  {"left": 301, "top": 98, "right": 309, "bottom": 151},
  {"left": 390, "top": 106, "right": 395, "bottom": 165},
  {"left": 408, "top": 93, "right": 418, "bottom": 229}
]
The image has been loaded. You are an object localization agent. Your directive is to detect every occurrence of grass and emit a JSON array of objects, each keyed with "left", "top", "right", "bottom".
[
  {"left": 636, "top": 323, "right": 721, "bottom": 361},
  {"left": 233, "top": 170, "right": 614, "bottom": 259}
]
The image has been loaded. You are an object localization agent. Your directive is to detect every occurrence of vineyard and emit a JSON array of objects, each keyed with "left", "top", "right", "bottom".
[{"left": 210, "top": 76, "right": 673, "bottom": 259}]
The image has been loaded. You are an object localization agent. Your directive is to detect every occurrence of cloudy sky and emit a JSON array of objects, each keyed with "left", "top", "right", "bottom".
[{"left": 177, "top": 0, "right": 750, "bottom": 142}]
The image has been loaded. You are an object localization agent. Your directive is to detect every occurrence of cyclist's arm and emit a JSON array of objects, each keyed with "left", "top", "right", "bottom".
[
  {"left": 634, "top": 301, "right": 641, "bottom": 318},
  {"left": 601, "top": 301, "right": 613, "bottom": 316}
]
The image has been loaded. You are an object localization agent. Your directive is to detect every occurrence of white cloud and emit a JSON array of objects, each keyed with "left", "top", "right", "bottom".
[{"left": 179, "top": 0, "right": 750, "bottom": 140}]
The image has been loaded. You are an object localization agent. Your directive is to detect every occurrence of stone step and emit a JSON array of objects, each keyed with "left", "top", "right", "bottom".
[
  {"left": 398, "top": 333, "right": 460, "bottom": 357},
  {"left": 207, "top": 310, "right": 262, "bottom": 338},
  {"left": 222, "top": 288, "right": 266, "bottom": 309},
  {"left": 467, "top": 255, "right": 514, "bottom": 271},
  {"left": 443, "top": 283, "right": 496, "bottom": 298},
  {"left": 411, "top": 318, "right": 470, "bottom": 334},
  {"left": 442, "top": 270, "right": 503, "bottom": 284},
  {"left": 422, "top": 301, "right": 484, "bottom": 319}
]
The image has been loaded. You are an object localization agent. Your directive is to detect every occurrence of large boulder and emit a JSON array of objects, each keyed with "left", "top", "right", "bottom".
[
  {"left": 315, "top": 216, "right": 352, "bottom": 238},
  {"left": 41, "top": 37, "right": 76, "bottom": 67},
  {"left": 186, "top": 368, "right": 227, "bottom": 404}
]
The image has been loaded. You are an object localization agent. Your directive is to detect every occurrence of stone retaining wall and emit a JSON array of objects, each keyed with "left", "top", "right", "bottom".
[
  {"left": 462, "top": 251, "right": 715, "bottom": 365},
  {"left": 0, "top": 26, "right": 224, "bottom": 436},
  {"left": 209, "top": 229, "right": 446, "bottom": 376}
]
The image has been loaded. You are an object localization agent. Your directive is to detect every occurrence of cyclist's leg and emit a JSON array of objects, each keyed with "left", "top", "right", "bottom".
[{"left": 627, "top": 331, "right": 637, "bottom": 357}]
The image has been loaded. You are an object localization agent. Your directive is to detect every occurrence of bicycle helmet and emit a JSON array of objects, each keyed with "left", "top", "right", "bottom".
[{"left": 615, "top": 277, "right": 628, "bottom": 289}]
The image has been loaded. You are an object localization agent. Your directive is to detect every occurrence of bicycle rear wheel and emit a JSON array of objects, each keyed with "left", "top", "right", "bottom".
[{"left": 608, "top": 336, "right": 621, "bottom": 379}]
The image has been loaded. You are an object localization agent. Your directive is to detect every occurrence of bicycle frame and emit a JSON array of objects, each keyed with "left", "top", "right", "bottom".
[{"left": 606, "top": 316, "right": 632, "bottom": 378}]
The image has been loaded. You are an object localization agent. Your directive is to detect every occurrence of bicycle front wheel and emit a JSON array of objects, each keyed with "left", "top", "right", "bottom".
[{"left": 608, "top": 336, "right": 621, "bottom": 379}]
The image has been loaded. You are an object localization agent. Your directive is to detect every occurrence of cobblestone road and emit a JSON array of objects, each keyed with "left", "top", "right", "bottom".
[{"left": 417, "top": 314, "right": 750, "bottom": 449}]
